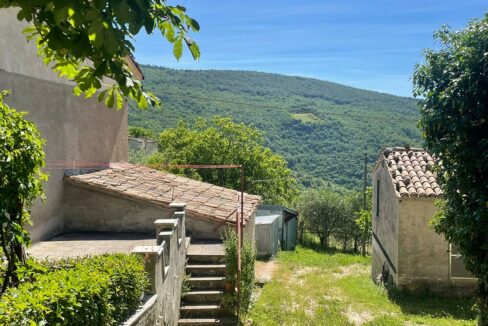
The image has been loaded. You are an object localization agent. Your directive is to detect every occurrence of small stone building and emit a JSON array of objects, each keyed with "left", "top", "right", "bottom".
[
  {"left": 64, "top": 163, "right": 260, "bottom": 241},
  {"left": 371, "top": 147, "right": 475, "bottom": 295}
]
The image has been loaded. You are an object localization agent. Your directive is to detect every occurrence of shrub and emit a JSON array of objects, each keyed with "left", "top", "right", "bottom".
[
  {"left": 0, "top": 254, "right": 148, "bottom": 325},
  {"left": 239, "top": 239, "right": 256, "bottom": 317},
  {"left": 0, "top": 90, "right": 46, "bottom": 293},
  {"left": 222, "top": 228, "right": 256, "bottom": 319}
]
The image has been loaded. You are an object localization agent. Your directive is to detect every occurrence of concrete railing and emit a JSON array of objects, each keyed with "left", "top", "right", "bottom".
[{"left": 124, "top": 203, "right": 188, "bottom": 326}]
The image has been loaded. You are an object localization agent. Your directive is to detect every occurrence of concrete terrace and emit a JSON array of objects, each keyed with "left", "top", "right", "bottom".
[
  {"left": 27, "top": 232, "right": 221, "bottom": 260},
  {"left": 28, "top": 232, "right": 155, "bottom": 259}
]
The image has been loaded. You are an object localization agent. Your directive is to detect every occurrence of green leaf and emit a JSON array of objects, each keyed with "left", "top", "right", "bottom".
[
  {"left": 104, "top": 30, "right": 119, "bottom": 54},
  {"left": 173, "top": 37, "right": 183, "bottom": 60},
  {"left": 115, "top": 89, "right": 124, "bottom": 110},
  {"left": 189, "top": 42, "right": 200, "bottom": 60},
  {"left": 97, "top": 89, "right": 107, "bottom": 102},
  {"left": 113, "top": 0, "right": 131, "bottom": 23},
  {"left": 190, "top": 18, "right": 200, "bottom": 31},
  {"left": 137, "top": 93, "right": 148, "bottom": 109},
  {"left": 105, "top": 88, "right": 115, "bottom": 108}
]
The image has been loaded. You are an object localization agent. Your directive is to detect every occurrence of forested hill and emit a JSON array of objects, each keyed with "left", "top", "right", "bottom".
[{"left": 129, "top": 65, "right": 422, "bottom": 190}]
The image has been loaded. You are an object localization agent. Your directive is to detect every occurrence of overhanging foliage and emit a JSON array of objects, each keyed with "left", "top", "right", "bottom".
[
  {"left": 0, "top": 0, "right": 200, "bottom": 109},
  {"left": 413, "top": 14, "right": 488, "bottom": 324}
]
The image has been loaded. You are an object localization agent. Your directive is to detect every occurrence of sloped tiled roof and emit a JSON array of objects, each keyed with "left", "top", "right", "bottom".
[
  {"left": 380, "top": 147, "right": 443, "bottom": 198},
  {"left": 64, "top": 163, "right": 261, "bottom": 223}
]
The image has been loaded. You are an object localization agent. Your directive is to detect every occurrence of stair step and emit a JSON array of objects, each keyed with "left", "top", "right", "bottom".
[
  {"left": 188, "top": 277, "right": 225, "bottom": 290},
  {"left": 183, "top": 290, "right": 224, "bottom": 304},
  {"left": 180, "top": 305, "right": 234, "bottom": 318},
  {"left": 187, "top": 254, "right": 225, "bottom": 264},
  {"left": 187, "top": 264, "right": 226, "bottom": 277},
  {"left": 178, "top": 317, "right": 237, "bottom": 325}
]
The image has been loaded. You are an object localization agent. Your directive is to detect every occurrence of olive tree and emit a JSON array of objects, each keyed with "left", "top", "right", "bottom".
[
  {"left": 413, "top": 15, "right": 488, "bottom": 324},
  {"left": 0, "top": 90, "right": 46, "bottom": 294},
  {"left": 297, "top": 189, "right": 347, "bottom": 248},
  {"left": 0, "top": 0, "right": 200, "bottom": 109}
]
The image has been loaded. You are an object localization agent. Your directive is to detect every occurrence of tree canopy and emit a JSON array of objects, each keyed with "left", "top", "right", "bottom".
[
  {"left": 297, "top": 189, "right": 347, "bottom": 248},
  {"left": 147, "top": 116, "right": 299, "bottom": 205},
  {"left": 0, "top": 0, "right": 200, "bottom": 109},
  {"left": 129, "top": 126, "right": 155, "bottom": 139},
  {"left": 413, "top": 14, "right": 488, "bottom": 324},
  {"left": 0, "top": 90, "right": 46, "bottom": 294}
]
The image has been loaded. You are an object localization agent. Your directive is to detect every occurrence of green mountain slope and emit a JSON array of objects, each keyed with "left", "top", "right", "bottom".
[{"left": 130, "top": 65, "right": 421, "bottom": 190}]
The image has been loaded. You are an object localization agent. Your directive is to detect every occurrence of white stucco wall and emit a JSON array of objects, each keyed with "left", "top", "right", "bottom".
[{"left": 0, "top": 9, "right": 128, "bottom": 242}]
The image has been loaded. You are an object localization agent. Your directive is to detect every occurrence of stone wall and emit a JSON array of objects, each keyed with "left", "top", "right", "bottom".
[
  {"left": 0, "top": 8, "right": 128, "bottom": 243},
  {"left": 124, "top": 203, "right": 188, "bottom": 326},
  {"left": 371, "top": 160, "right": 400, "bottom": 284}
]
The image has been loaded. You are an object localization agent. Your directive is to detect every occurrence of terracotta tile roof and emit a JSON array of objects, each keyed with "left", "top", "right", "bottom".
[
  {"left": 64, "top": 163, "right": 261, "bottom": 224},
  {"left": 380, "top": 147, "right": 443, "bottom": 198}
]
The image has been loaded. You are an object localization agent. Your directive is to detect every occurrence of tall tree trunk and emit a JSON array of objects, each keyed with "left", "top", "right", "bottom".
[
  {"left": 298, "top": 220, "right": 304, "bottom": 244},
  {"left": 361, "top": 238, "right": 367, "bottom": 256},
  {"left": 342, "top": 235, "right": 349, "bottom": 252},
  {"left": 353, "top": 235, "right": 359, "bottom": 254}
]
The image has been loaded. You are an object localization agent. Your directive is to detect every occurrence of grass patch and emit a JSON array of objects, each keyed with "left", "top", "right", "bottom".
[
  {"left": 246, "top": 247, "right": 476, "bottom": 326},
  {"left": 291, "top": 113, "right": 322, "bottom": 123}
]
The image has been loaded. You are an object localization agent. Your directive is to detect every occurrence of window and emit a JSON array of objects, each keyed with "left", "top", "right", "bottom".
[{"left": 376, "top": 179, "right": 380, "bottom": 217}]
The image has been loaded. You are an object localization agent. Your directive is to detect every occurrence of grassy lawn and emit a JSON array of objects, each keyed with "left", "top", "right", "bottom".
[{"left": 247, "top": 247, "right": 476, "bottom": 326}]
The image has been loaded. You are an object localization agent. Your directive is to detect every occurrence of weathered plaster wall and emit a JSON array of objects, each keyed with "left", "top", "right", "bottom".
[
  {"left": 398, "top": 197, "right": 447, "bottom": 280},
  {"left": 64, "top": 184, "right": 171, "bottom": 233},
  {"left": 0, "top": 9, "right": 128, "bottom": 242},
  {"left": 397, "top": 197, "right": 476, "bottom": 295},
  {"left": 371, "top": 160, "right": 400, "bottom": 284},
  {"left": 64, "top": 183, "right": 255, "bottom": 241}
]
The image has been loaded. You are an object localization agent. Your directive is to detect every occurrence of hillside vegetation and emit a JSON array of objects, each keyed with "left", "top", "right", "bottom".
[{"left": 129, "top": 66, "right": 421, "bottom": 190}]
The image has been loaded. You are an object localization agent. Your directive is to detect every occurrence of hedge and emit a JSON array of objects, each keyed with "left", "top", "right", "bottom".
[{"left": 0, "top": 254, "right": 148, "bottom": 326}]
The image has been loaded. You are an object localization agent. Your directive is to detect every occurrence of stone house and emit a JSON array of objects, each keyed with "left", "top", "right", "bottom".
[
  {"left": 371, "top": 146, "right": 476, "bottom": 295},
  {"left": 0, "top": 8, "right": 260, "bottom": 244}
]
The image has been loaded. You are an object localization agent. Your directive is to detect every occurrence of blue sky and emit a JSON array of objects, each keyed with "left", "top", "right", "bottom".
[{"left": 134, "top": 1, "right": 487, "bottom": 97}]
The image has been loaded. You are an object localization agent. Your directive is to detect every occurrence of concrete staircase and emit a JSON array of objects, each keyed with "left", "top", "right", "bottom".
[{"left": 179, "top": 244, "right": 237, "bottom": 326}]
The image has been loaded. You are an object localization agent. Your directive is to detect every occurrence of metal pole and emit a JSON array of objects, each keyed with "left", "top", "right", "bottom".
[
  {"left": 240, "top": 166, "right": 245, "bottom": 249},
  {"left": 363, "top": 152, "right": 367, "bottom": 209}
]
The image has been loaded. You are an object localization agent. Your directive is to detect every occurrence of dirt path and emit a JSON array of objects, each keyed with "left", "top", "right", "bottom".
[{"left": 255, "top": 260, "right": 278, "bottom": 284}]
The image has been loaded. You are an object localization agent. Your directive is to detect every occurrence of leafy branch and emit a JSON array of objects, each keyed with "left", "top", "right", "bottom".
[{"left": 1, "top": 0, "right": 200, "bottom": 109}]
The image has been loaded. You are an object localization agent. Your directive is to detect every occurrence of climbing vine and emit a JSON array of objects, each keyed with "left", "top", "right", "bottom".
[{"left": 0, "top": 90, "right": 46, "bottom": 294}]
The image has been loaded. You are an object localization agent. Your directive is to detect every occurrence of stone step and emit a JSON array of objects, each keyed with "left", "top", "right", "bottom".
[
  {"left": 178, "top": 317, "right": 237, "bottom": 326},
  {"left": 180, "top": 305, "right": 234, "bottom": 319},
  {"left": 182, "top": 290, "right": 224, "bottom": 304},
  {"left": 187, "top": 253, "right": 225, "bottom": 264},
  {"left": 186, "top": 264, "right": 226, "bottom": 277},
  {"left": 188, "top": 277, "right": 225, "bottom": 290}
]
